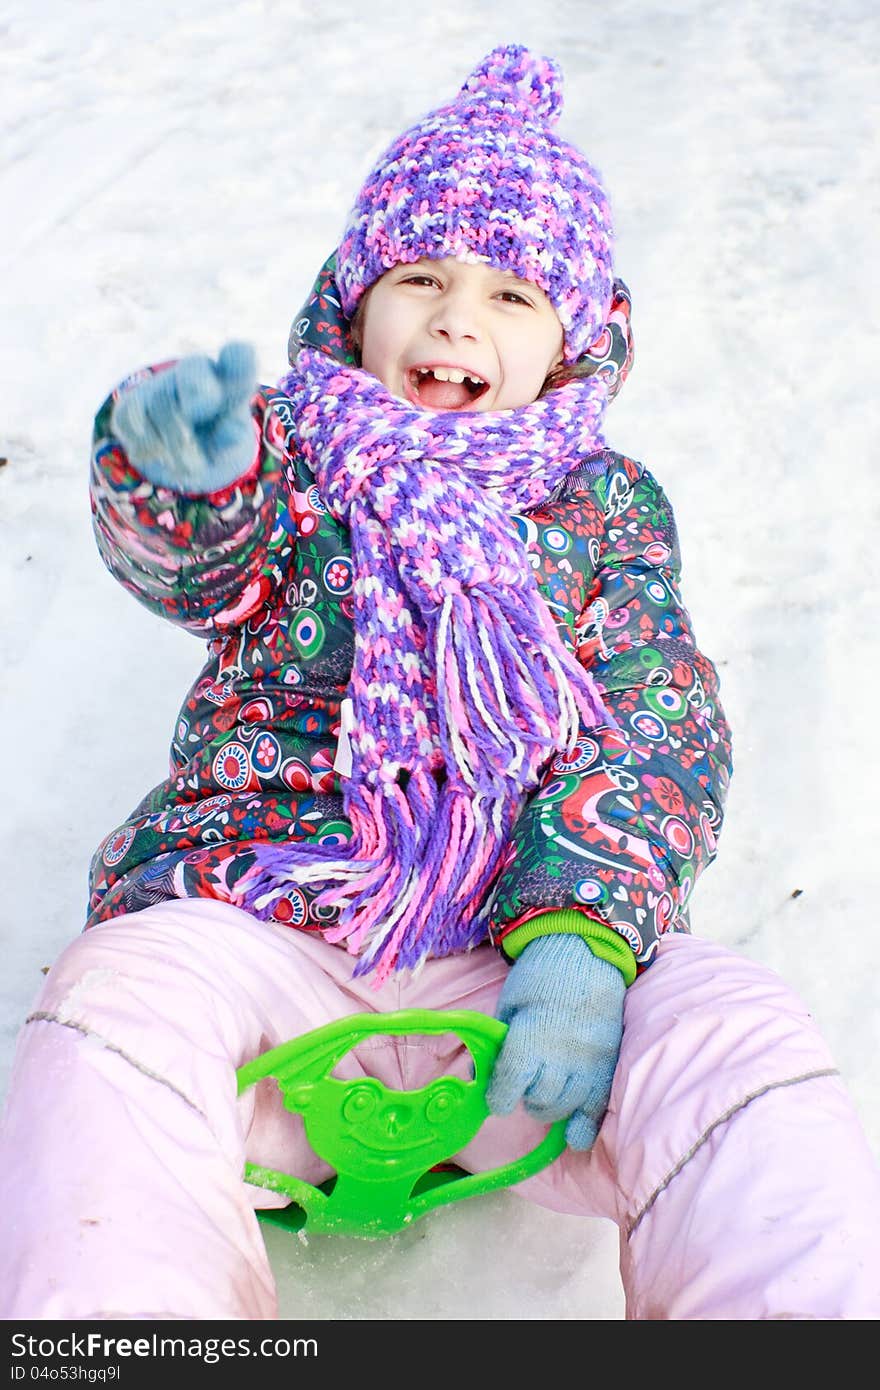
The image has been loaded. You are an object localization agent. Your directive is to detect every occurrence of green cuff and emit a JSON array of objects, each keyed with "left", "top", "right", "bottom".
[{"left": 501, "top": 909, "right": 638, "bottom": 986}]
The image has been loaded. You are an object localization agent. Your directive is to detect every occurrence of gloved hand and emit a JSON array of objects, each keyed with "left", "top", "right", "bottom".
[
  {"left": 486, "top": 933, "right": 626, "bottom": 1150},
  {"left": 110, "top": 342, "right": 257, "bottom": 494}
]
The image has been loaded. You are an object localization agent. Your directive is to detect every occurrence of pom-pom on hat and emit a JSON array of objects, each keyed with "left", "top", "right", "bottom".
[{"left": 335, "top": 44, "right": 614, "bottom": 363}]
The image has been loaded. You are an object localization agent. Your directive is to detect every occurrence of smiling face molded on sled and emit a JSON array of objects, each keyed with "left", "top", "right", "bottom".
[{"left": 236, "top": 1008, "right": 567, "bottom": 1238}]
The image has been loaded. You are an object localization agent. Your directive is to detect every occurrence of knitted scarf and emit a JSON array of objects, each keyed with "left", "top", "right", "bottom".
[{"left": 236, "top": 346, "right": 613, "bottom": 982}]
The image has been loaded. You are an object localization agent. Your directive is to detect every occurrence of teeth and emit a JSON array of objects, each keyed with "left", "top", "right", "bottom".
[{"left": 415, "top": 367, "right": 486, "bottom": 387}]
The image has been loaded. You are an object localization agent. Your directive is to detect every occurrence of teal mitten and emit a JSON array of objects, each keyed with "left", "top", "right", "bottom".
[
  {"left": 110, "top": 342, "right": 257, "bottom": 494},
  {"left": 486, "top": 934, "right": 625, "bottom": 1150}
]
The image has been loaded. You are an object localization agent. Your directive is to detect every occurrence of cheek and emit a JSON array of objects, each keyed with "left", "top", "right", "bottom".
[
  {"left": 545, "top": 323, "right": 565, "bottom": 376},
  {"left": 358, "top": 319, "right": 383, "bottom": 377},
  {"left": 357, "top": 297, "right": 388, "bottom": 376},
  {"left": 511, "top": 319, "right": 563, "bottom": 380},
  {"left": 499, "top": 340, "right": 561, "bottom": 408},
  {"left": 359, "top": 302, "right": 409, "bottom": 385},
  {"left": 359, "top": 337, "right": 379, "bottom": 377},
  {"left": 359, "top": 336, "right": 398, "bottom": 391}
]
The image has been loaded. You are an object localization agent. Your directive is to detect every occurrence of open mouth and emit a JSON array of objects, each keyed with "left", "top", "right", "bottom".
[{"left": 405, "top": 366, "right": 490, "bottom": 411}]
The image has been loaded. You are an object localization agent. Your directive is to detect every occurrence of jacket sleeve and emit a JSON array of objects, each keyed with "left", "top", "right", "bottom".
[
  {"left": 89, "top": 366, "right": 285, "bottom": 637},
  {"left": 489, "top": 452, "right": 733, "bottom": 970}
]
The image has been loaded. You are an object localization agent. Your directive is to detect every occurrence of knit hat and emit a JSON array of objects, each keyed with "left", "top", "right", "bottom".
[{"left": 335, "top": 44, "right": 614, "bottom": 364}]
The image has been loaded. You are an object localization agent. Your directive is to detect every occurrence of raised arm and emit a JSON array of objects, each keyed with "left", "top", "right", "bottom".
[{"left": 90, "top": 344, "right": 284, "bottom": 636}]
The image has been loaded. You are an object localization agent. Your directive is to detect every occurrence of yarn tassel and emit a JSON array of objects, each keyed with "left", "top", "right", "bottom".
[
  {"left": 236, "top": 771, "right": 522, "bottom": 986},
  {"left": 431, "top": 581, "right": 612, "bottom": 795},
  {"left": 350, "top": 781, "right": 516, "bottom": 983}
]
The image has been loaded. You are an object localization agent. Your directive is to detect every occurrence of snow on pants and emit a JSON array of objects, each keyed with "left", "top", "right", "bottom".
[{"left": 2, "top": 897, "right": 879, "bottom": 1321}]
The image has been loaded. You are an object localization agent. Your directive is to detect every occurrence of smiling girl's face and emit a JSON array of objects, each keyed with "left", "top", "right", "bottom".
[{"left": 356, "top": 257, "right": 565, "bottom": 412}]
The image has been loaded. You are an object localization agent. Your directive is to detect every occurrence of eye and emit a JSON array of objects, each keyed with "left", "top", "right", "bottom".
[
  {"left": 497, "top": 290, "right": 532, "bottom": 306},
  {"left": 425, "top": 1079, "right": 464, "bottom": 1124},
  {"left": 342, "top": 1083, "right": 379, "bottom": 1123},
  {"left": 400, "top": 273, "right": 440, "bottom": 289}
]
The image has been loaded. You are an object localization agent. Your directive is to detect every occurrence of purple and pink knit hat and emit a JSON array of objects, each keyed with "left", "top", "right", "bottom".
[{"left": 335, "top": 44, "right": 614, "bottom": 364}]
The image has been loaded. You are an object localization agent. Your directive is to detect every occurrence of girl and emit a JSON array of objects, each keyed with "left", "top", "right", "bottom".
[{"left": 2, "top": 44, "right": 879, "bottom": 1321}]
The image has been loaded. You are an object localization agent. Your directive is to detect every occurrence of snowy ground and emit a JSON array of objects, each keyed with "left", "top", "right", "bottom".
[{"left": 2, "top": 0, "right": 878, "bottom": 1319}]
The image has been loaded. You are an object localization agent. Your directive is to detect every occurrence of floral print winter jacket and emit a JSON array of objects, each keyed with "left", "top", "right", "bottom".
[{"left": 87, "top": 295, "right": 731, "bottom": 973}]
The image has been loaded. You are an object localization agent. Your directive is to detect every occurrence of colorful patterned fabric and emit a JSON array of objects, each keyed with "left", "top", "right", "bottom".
[
  {"left": 86, "top": 272, "right": 731, "bottom": 973},
  {"left": 235, "top": 347, "right": 613, "bottom": 980},
  {"left": 336, "top": 44, "right": 614, "bottom": 362}
]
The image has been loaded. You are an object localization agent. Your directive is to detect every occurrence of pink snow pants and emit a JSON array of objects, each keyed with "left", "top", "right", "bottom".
[{"left": 2, "top": 898, "right": 879, "bottom": 1321}]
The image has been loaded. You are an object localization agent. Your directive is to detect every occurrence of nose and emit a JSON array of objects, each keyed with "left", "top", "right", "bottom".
[
  {"left": 381, "top": 1104, "right": 413, "bottom": 1140},
  {"left": 428, "top": 287, "right": 481, "bottom": 345}
]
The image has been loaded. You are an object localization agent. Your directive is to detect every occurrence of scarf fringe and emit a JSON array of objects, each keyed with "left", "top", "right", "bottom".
[
  {"left": 236, "top": 775, "right": 521, "bottom": 986},
  {"left": 433, "top": 584, "right": 612, "bottom": 792}
]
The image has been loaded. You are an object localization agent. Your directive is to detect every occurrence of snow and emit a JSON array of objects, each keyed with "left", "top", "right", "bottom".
[{"left": 2, "top": 0, "right": 878, "bottom": 1320}]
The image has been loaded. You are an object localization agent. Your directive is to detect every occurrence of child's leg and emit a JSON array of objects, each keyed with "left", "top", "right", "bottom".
[
  {"left": 455, "top": 934, "right": 880, "bottom": 1320},
  {"left": 607, "top": 935, "right": 880, "bottom": 1319},
  {"left": 0, "top": 899, "right": 411, "bottom": 1321}
]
